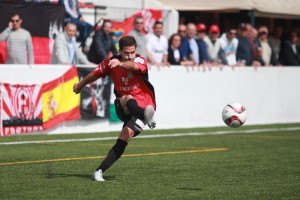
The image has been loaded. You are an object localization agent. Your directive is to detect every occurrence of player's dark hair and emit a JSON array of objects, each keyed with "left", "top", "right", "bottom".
[{"left": 119, "top": 36, "right": 137, "bottom": 51}]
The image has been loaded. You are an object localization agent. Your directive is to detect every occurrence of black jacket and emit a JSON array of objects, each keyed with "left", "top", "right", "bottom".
[
  {"left": 168, "top": 47, "right": 182, "bottom": 65},
  {"left": 281, "top": 41, "right": 300, "bottom": 66},
  {"left": 87, "top": 30, "right": 117, "bottom": 64}
]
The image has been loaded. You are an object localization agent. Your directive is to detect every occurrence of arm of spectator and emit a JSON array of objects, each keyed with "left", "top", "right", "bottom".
[
  {"left": 76, "top": 48, "right": 90, "bottom": 64},
  {"left": 188, "top": 53, "right": 197, "bottom": 65},
  {"left": 0, "top": 27, "right": 12, "bottom": 42},
  {"left": 146, "top": 50, "right": 159, "bottom": 66},
  {"left": 218, "top": 48, "right": 228, "bottom": 65},
  {"left": 180, "top": 60, "right": 194, "bottom": 66},
  {"left": 26, "top": 33, "right": 34, "bottom": 64},
  {"left": 54, "top": 35, "right": 70, "bottom": 64},
  {"left": 63, "top": 0, "right": 80, "bottom": 19},
  {"left": 162, "top": 54, "right": 170, "bottom": 67}
]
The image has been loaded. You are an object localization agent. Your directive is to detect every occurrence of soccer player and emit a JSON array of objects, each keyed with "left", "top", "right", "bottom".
[{"left": 73, "top": 36, "right": 156, "bottom": 181}]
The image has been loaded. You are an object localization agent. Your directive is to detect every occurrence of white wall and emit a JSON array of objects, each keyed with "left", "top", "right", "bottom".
[{"left": 1, "top": 65, "right": 300, "bottom": 135}]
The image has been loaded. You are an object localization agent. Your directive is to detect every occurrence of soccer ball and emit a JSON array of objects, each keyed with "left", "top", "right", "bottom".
[{"left": 222, "top": 103, "right": 247, "bottom": 128}]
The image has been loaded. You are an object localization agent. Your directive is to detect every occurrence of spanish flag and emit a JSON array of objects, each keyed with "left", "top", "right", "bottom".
[{"left": 42, "top": 66, "right": 80, "bottom": 130}]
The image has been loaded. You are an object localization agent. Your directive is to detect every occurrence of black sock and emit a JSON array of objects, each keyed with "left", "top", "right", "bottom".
[
  {"left": 96, "top": 139, "right": 128, "bottom": 173},
  {"left": 126, "top": 99, "right": 145, "bottom": 121}
]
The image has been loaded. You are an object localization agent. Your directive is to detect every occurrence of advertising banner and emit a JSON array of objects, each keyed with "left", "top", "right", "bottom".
[{"left": 0, "top": 83, "right": 43, "bottom": 136}]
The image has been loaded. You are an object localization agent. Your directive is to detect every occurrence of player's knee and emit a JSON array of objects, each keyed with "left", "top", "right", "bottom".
[{"left": 126, "top": 117, "right": 146, "bottom": 137}]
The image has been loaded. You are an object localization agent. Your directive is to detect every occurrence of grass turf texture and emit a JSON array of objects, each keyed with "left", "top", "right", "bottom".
[{"left": 0, "top": 123, "right": 299, "bottom": 200}]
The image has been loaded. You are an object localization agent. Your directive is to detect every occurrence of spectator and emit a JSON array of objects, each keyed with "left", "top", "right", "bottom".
[
  {"left": 249, "top": 26, "right": 264, "bottom": 67},
  {"left": 128, "top": 16, "right": 147, "bottom": 58},
  {"left": 236, "top": 23, "right": 252, "bottom": 66},
  {"left": 219, "top": 28, "right": 238, "bottom": 66},
  {"left": 0, "top": 13, "right": 34, "bottom": 64},
  {"left": 168, "top": 33, "right": 193, "bottom": 66},
  {"left": 146, "top": 21, "right": 169, "bottom": 67},
  {"left": 269, "top": 26, "right": 283, "bottom": 63},
  {"left": 281, "top": 31, "right": 300, "bottom": 66},
  {"left": 204, "top": 24, "right": 227, "bottom": 65},
  {"left": 51, "top": 22, "right": 89, "bottom": 65},
  {"left": 196, "top": 23, "right": 209, "bottom": 64},
  {"left": 178, "top": 24, "right": 187, "bottom": 38},
  {"left": 62, "top": 0, "right": 93, "bottom": 51},
  {"left": 257, "top": 26, "right": 276, "bottom": 66},
  {"left": 87, "top": 19, "right": 117, "bottom": 64},
  {"left": 180, "top": 23, "right": 198, "bottom": 65}
]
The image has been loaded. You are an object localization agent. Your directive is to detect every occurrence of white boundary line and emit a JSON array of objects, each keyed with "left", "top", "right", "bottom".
[{"left": 1, "top": 126, "right": 300, "bottom": 145}]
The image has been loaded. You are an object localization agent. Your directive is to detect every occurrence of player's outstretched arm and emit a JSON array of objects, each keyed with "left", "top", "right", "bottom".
[{"left": 73, "top": 72, "right": 98, "bottom": 94}]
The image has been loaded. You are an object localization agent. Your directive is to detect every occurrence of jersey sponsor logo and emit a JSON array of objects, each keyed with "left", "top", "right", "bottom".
[
  {"left": 119, "top": 83, "right": 140, "bottom": 92},
  {"left": 121, "top": 72, "right": 133, "bottom": 85},
  {"left": 134, "top": 57, "right": 144, "bottom": 64}
]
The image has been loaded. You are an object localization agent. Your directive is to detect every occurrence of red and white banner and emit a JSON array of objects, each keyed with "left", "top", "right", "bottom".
[
  {"left": 112, "top": 9, "right": 162, "bottom": 49},
  {"left": 0, "top": 83, "right": 43, "bottom": 136}
]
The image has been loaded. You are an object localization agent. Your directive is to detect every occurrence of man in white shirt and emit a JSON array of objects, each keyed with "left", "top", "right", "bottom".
[
  {"left": 146, "top": 21, "right": 169, "bottom": 67},
  {"left": 219, "top": 28, "right": 238, "bottom": 66},
  {"left": 186, "top": 23, "right": 200, "bottom": 65}
]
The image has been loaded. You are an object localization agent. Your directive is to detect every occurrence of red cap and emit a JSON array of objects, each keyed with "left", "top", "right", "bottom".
[
  {"left": 197, "top": 23, "right": 207, "bottom": 31},
  {"left": 209, "top": 24, "right": 220, "bottom": 33}
]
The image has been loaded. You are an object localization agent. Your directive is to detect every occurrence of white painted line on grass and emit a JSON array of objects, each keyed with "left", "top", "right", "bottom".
[{"left": 1, "top": 126, "right": 300, "bottom": 145}]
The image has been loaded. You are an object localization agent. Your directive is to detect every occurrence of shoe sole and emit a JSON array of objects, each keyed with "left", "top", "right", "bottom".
[{"left": 145, "top": 105, "right": 155, "bottom": 129}]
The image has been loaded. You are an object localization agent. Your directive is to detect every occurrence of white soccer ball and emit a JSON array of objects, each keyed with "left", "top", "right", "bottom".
[{"left": 222, "top": 103, "right": 247, "bottom": 128}]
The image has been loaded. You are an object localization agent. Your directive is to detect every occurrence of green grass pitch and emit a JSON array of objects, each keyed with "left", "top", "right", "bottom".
[{"left": 0, "top": 123, "right": 300, "bottom": 200}]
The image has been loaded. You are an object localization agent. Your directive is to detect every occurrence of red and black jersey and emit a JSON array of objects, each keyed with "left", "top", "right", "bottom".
[{"left": 93, "top": 54, "right": 156, "bottom": 110}]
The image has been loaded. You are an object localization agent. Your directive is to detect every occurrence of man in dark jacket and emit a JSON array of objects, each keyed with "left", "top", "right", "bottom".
[
  {"left": 88, "top": 19, "right": 118, "bottom": 64},
  {"left": 281, "top": 31, "right": 300, "bottom": 66},
  {"left": 236, "top": 23, "right": 252, "bottom": 66}
]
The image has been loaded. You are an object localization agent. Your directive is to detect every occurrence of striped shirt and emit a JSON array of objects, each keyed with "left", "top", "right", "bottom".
[{"left": 0, "top": 27, "right": 34, "bottom": 64}]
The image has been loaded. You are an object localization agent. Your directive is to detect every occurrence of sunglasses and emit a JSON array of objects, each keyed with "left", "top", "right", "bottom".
[
  {"left": 259, "top": 31, "right": 268, "bottom": 35},
  {"left": 11, "top": 19, "right": 20, "bottom": 23},
  {"left": 229, "top": 32, "right": 236, "bottom": 35},
  {"left": 135, "top": 22, "right": 144, "bottom": 25},
  {"left": 178, "top": 30, "right": 186, "bottom": 33}
]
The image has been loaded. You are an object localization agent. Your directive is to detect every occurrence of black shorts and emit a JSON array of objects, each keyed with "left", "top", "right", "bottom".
[{"left": 114, "top": 98, "right": 146, "bottom": 137}]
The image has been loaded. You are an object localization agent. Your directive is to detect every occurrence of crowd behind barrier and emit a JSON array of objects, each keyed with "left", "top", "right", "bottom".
[{"left": 0, "top": 0, "right": 299, "bottom": 67}]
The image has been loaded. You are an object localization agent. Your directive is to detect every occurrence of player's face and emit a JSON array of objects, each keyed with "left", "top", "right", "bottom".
[
  {"left": 120, "top": 46, "right": 136, "bottom": 62},
  {"left": 10, "top": 15, "right": 22, "bottom": 30}
]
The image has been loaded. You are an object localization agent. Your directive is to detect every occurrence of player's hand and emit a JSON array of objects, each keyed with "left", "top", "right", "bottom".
[
  {"left": 8, "top": 22, "right": 13, "bottom": 29},
  {"left": 108, "top": 59, "right": 122, "bottom": 68},
  {"left": 73, "top": 83, "right": 81, "bottom": 94}
]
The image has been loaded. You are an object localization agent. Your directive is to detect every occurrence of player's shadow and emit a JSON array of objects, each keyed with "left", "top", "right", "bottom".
[{"left": 45, "top": 173, "right": 116, "bottom": 181}]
